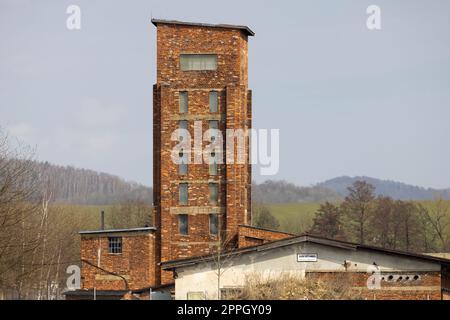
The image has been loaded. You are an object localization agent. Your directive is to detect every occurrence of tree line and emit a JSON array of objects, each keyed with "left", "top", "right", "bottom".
[
  {"left": 0, "top": 132, "right": 152, "bottom": 299},
  {"left": 254, "top": 180, "right": 450, "bottom": 253}
]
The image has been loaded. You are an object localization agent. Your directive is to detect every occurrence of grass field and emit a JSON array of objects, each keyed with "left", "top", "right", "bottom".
[{"left": 266, "top": 203, "right": 322, "bottom": 234}]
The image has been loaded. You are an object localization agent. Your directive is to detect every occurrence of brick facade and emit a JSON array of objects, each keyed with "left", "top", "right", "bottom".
[
  {"left": 152, "top": 20, "right": 254, "bottom": 284},
  {"left": 80, "top": 230, "right": 158, "bottom": 291},
  {"left": 307, "top": 271, "right": 442, "bottom": 300},
  {"left": 238, "top": 225, "right": 294, "bottom": 248}
]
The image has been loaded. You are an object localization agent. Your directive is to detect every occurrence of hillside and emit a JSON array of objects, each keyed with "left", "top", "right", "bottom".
[
  {"left": 32, "top": 161, "right": 153, "bottom": 205},
  {"left": 252, "top": 180, "right": 341, "bottom": 203},
  {"left": 317, "top": 176, "right": 450, "bottom": 200}
]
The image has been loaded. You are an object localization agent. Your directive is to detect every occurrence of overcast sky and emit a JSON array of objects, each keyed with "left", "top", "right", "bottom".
[{"left": 1, "top": 0, "right": 450, "bottom": 188}]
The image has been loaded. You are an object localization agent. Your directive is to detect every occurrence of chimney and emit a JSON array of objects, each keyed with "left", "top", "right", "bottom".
[{"left": 100, "top": 210, "right": 105, "bottom": 230}]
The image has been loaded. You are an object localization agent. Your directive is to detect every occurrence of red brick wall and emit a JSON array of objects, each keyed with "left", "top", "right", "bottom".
[
  {"left": 80, "top": 232, "right": 157, "bottom": 291},
  {"left": 237, "top": 225, "right": 294, "bottom": 248},
  {"left": 153, "top": 22, "right": 252, "bottom": 284},
  {"left": 307, "top": 271, "right": 442, "bottom": 300}
]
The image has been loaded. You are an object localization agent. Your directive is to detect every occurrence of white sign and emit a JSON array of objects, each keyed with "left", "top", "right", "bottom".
[{"left": 297, "top": 253, "right": 317, "bottom": 262}]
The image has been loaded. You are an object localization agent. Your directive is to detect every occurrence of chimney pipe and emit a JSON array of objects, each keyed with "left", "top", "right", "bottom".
[{"left": 100, "top": 210, "right": 105, "bottom": 230}]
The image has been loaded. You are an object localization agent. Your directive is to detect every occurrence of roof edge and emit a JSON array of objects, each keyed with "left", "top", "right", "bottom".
[
  {"left": 79, "top": 226, "right": 156, "bottom": 235},
  {"left": 151, "top": 18, "right": 255, "bottom": 36},
  {"left": 238, "top": 224, "right": 296, "bottom": 236},
  {"left": 161, "top": 233, "right": 450, "bottom": 270}
]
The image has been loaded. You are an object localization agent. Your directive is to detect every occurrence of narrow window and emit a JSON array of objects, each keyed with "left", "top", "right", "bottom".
[
  {"left": 209, "top": 120, "right": 219, "bottom": 143},
  {"left": 108, "top": 237, "right": 122, "bottom": 254},
  {"left": 179, "top": 149, "right": 188, "bottom": 175},
  {"left": 179, "top": 91, "right": 188, "bottom": 113},
  {"left": 179, "top": 183, "right": 188, "bottom": 205},
  {"left": 180, "top": 54, "right": 217, "bottom": 71},
  {"left": 179, "top": 120, "right": 188, "bottom": 141},
  {"left": 209, "top": 120, "right": 219, "bottom": 130},
  {"left": 209, "top": 151, "right": 217, "bottom": 176},
  {"left": 209, "top": 183, "right": 218, "bottom": 206},
  {"left": 179, "top": 214, "right": 188, "bottom": 235},
  {"left": 209, "top": 214, "right": 218, "bottom": 235},
  {"left": 209, "top": 91, "right": 218, "bottom": 113}
]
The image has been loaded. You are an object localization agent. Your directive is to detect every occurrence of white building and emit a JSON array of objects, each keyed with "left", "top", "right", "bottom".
[{"left": 161, "top": 234, "right": 450, "bottom": 300}]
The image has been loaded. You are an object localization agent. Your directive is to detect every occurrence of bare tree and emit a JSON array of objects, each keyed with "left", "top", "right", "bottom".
[
  {"left": 419, "top": 197, "right": 450, "bottom": 252},
  {"left": 342, "top": 181, "right": 375, "bottom": 244}
]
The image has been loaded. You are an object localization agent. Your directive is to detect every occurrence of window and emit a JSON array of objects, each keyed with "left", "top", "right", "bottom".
[
  {"left": 179, "top": 214, "right": 188, "bottom": 235},
  {"left": 209, "top": 214, "right": 218, "bottom": 235},
  {"left": 209, "top": 183, "right": 218, "bottom": 205},
  {"left": 179, "top": 120, "right": 188, "bottom": 141},
  {"left": 180, "top": 54, "right": 217, "bottom": 71},
  {"left": 179, "top": 149, "right": 188, "bottom": 175},
  {"left": 179, "top": 183, "right": 188, "bottom": 205},
  {"left": 179, "top": 91, "right": 188, "bottom": 113},
  {"left": 209, "top": 120, "right": 219, "bottom": 130},
  {"left": 108, "top": 237, "right": 122, "bottom": 254},
  {"left": 187, "top": 291, "right": 205, "bottom": 300},
  {"left": 209, "top": 120, "right": 219, "bottom": 143},
  {"left": 209, "top": 91, "right": 218, "bottom": 112},
  {"left": 209, "top": 151, "right": 217, "bottom": 176},
  {"left": 179, "top": 121, "right": 189, "bottom": 175}
]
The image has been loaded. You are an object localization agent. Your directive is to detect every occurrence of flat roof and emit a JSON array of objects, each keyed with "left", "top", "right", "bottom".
[
  {"left": 79, "top": 226, "right": 156, "bottom": 235},
  {"left": 151, "top": 18, "right": 255, "bottom": 36},
  {"left": 161, "top": 233, "right": 450, "bottom": 270}
]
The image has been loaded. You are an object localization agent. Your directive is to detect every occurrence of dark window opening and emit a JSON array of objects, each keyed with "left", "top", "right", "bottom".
[
  {"left": 179, "top": 214, "right": 188, "bottom": 235},
  {"left": 209, "top": 214, "right": 218, "bottom": 235},
  {"left": 108, "top": 237, "right": 122, "bottom": 254}
]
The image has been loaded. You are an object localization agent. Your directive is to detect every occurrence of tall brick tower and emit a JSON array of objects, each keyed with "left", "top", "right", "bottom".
[{"left": 152, "top": 19, "right": 254, "bottom": 284}]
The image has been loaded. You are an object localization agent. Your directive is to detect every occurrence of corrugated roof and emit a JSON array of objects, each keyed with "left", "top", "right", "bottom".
[{"left": 151, "top": 18, "right": 255, "bottom": 36}]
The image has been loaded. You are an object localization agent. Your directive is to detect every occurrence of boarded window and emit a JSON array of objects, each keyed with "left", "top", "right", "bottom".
[
  {"left": 209, "top": 214, "right": 218, "bottom": 235},
  {"left": 209, "top": 183, "right": 218, "bottom": 205},
  {"left": 179, "top": 183, "right": 188, "bottom": 205},
  {"left": 108, "top": 237, "right": 122, "bottom": 254},
  {"left": 179, "top": 91, "right": 188, "bottom": 113},
  {"left": 179, "top": 214, "right": 188, "bottom": 235},
  {"left": 180, "top": 54, "right": 217, "bottom": 71},
  {"left": 209, "top": 91, "right": 218, "bottom": 112}
]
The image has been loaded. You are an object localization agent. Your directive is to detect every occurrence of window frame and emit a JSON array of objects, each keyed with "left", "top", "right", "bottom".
[
  {"left": 180, "top": 54, "right": 218, "bottom": 71},
  {"left": 179, "top": 91, "right": 188, "bottom": 113},
  {"left": 178, "top": 214, "right": 188, "bottom": 235},
  {"left": 179, "top": 183, "right": 188, "bottom": 205},
  {"left": 209, "top": 214, "right": 219, "bottom": 236},
  {"left": 108, "top": 237, "right": 122, "bottom": 254},
  {"left": 209, "top": 91, "right": 218, "bottom": 113},
  {"left": 209, "top": 183, "right": 219, "bottom": 206}
]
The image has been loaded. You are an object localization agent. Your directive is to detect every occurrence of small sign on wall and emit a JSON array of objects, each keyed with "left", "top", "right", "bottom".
[{"left": 297, "top": 253, "right": 318, "bottom": 262}]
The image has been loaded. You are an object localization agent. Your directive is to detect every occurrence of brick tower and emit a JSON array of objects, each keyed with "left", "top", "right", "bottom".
[{"left": 151, "top": 19, "right": 254, "bottom": 284}]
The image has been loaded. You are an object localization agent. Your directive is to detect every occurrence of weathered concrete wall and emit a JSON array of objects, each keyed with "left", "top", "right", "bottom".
[{"left": 173, "top": 242, "right": 442, "bottom": 300}]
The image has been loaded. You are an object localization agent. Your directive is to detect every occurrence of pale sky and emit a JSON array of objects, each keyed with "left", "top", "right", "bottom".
[{"left": 1, "top": 0, "right": 450, "bottom": 188}]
